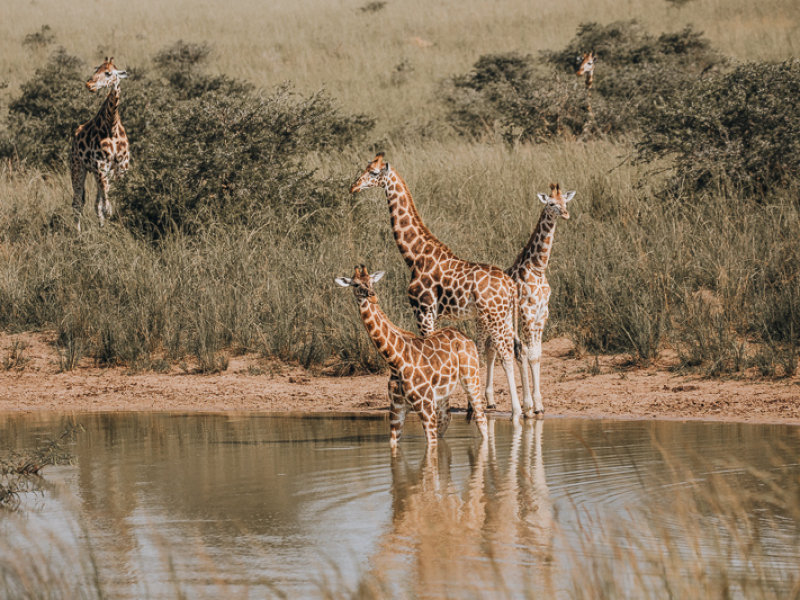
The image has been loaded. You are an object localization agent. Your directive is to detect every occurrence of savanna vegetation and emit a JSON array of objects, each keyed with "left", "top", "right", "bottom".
[{"left": 0, "top": 0, "right": 798, "bottom": 377}]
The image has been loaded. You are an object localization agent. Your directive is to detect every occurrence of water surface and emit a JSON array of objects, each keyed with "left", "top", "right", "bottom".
[{"left": 1, "top": 413, "right": 798, "bottom": 598}]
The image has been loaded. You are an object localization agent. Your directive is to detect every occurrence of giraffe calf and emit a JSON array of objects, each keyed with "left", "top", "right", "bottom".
[{"left": 336, "top": 266, "right": 488, "bottom": 450}]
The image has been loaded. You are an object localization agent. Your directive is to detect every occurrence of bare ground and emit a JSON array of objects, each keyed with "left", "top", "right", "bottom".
[{"left": 1, "top": 332, "right": 799, "bottom": 424}]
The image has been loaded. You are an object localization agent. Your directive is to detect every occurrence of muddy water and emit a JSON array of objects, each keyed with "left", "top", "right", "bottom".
[{"left": 1, "top": 413, "right": 799, "bottom": 598}]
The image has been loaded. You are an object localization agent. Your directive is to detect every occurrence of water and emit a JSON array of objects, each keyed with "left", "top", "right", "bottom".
[{"left": 1, "top": 413, "right": 799, "bottom": 598}]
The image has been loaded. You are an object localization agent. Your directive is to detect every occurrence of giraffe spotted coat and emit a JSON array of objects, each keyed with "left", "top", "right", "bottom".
[
  {"left": 70, "top": 57, "right": 129, "bottom": 232},
  {"left": 350, "top": 154, "right": 528, "bottom": 418},
  {"left": 336, "top": 266, "right": 488, "bottom": 450}
]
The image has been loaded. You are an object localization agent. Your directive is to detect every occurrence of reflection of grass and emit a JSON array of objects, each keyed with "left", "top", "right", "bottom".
[
  {"left": 568, "top": 449, "right": 800, "bottom": 599},
  {"left": 2, "top": 444, "right": 798, "bottom": 598},
  {"left": 1, "top": 423, "right": 82, "bottom": 510}
]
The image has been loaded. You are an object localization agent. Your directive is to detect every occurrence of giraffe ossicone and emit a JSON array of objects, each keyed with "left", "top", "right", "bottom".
[
  {"left": 506, "top": 182, "right": 575, "bottom": 416},
  {"left": 350, "top": 154, "right": 528, "bottom": 419},
  {"left": 70, "top": 57, "right": 130, "bottom": 233},
  {"left": 336, "top": 265, "right": 488, "bottom": 450}
]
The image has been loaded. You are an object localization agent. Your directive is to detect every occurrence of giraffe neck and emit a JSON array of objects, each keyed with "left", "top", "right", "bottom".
[
  {"left": 511, "top": 209, "right": 559, "bottom": 279},
  {"left": 99, "top": 85, "right": 123, "bottom": 133},
  {"left": 383, "top": 169, "right": 454, "bottom": 268},
  {"left": 357, "top": 298, "right": 409, "bottom": 369},
  {"left": 585, "top": 71, "right": 593, "bottom": 90}
]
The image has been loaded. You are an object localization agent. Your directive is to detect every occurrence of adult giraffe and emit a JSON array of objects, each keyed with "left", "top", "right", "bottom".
[
  {"left": 506, "top": 183, "right": 575, "bottom": 415},
  {"left": 70, "top": 57, "right": 130, "bottom": 232},
  {"left": 350, "top": 154, "right": 528, "bottom": 418}
]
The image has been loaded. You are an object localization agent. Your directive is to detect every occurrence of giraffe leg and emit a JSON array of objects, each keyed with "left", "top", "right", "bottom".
[
  {"left": 94, "top": 171, "right": 111, "bottom": 227},
  {"left": 484, "top": 345, "right": 497, "bottom": 410},
  {"left": 501, "top": 351, "right": 523, "bottom": 421},
  {"left": 479, "top": 321, "right": 497, "bottom": 410},
  {"left": 415, "top": 393, "right": 439, "bottom": 448},
  {"left": 529, "top": 307, "right": 548, "bottom": 416},
  {"left": 388, "top": 378, "right": 407, "bottom": 453},
  {"left": 529, "top": 331, "right": 545, "bottom": 416},
  {"left": 518, "top": 344, "right": 535, "bottom": 418},
  {"left": 70, "top": 154, "right": 87, "bottom": 233},
  {"left": 436, "top": 400, "right": 451, "bottom": 438},
  {"left": 460, "top": 352, "right": 488, "bottom": 440}
]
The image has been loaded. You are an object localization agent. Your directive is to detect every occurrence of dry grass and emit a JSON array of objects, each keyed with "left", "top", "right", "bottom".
[{"left": 1, "top": 0, "right": 798, "bottom": 135}]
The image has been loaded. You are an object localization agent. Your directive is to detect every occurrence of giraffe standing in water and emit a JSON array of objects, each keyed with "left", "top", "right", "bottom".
[
  {"left": 506, "top": 183, "right": 575, "bottom": 415},
  {"left": 350, "top": 154, "right": 528, "bottom": 418},
  {"left": 70, "top": 57, "right": 129, "bottom": 232},
  {"left": 335, "top": 266, "right": 488, "bottom": 449}
]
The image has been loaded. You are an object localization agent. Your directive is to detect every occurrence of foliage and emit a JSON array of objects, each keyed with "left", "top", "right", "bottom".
[
  {"left": 21, "top": 25, "right": 56, "bottom": 50},
  {"left": 636, "top": 60, "right": 800, "bottom": 195},
  {"left": 442, "top": 21, "right": 724, "bottom": 141},
  {"left": 0, "top": 48, "right": 87, "bottom": 167},
  {"left": 0, "top": 41, "right": 375, "bottom": 235}
]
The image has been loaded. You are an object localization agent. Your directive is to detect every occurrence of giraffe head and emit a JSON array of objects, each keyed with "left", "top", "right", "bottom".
[
  {"left": 86, "top": 57, "right": 128, "bottom": 92},
  {"left": 349, "top": 153, "right": 391, "bottom": 194},
  {"left": 335, "top": 265, "right": 385, "bottom": 304},
  {"left": 575, "top": 52, "right": 595, "bottom": 78},
  {"left": 538, "top": 183, "right": 575, "bottom": 220}
]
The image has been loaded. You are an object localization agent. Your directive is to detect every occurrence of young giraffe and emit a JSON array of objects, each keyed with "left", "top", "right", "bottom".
[
  {"left": 350, "top": 154, "right": 527, "bottom": 418},
  {"left": 506, "top": 183, "right": 575, "bottom": 415},
  {"left": 335, "top": 266, "right": 488, "bottom": 449},
  {"left": 70, "top": 57, "right": 130, "bottom": 232}
]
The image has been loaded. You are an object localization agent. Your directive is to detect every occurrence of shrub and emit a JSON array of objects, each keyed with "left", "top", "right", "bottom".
[
  {"left": 0, "top": 48, "right": 88, "bottom": 167},
  {"left": 0, "top": 41, "right": 374, "bottom": 235},
  {"left": 636, "top": 60, "right": 800, "bottom": 195},
  {"left": 442, "top": 21, "right": 724, "bottom": 141},
  {"left": 116, "top": 83, "right": 371, "bottom": 235}
]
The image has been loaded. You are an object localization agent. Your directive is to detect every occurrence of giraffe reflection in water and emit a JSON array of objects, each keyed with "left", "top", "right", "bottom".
[{"left": 370, "top": 419, "right": 554, "bottom": 597}]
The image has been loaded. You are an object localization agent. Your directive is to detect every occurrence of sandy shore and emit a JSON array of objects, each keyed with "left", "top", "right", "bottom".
[{"left": 1, "top": 332, "right": 799, "bottom": 424}]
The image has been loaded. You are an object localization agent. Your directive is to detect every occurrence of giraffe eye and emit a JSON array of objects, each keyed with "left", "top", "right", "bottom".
[{"left": 370, "top": 170, "right": 380, "bottom": 176}]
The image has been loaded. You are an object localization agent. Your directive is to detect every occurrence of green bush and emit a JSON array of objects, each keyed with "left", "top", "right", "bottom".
[
  {"left": 442, "top": 21, "right": 724, "bottom": 141},
  {"left": 636, "top": 60, "right": 800, "bottom": 195},
  {"left": 0, "top": 41, "right": 375, "bottom": 235},
  {"left": 0, "top": 48, "right": 88, "bottom": 167}
]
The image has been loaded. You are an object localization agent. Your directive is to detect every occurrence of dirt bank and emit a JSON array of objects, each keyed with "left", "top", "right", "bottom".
[{"left": 1, "top": 332, "right": 798, "bottom": 424}]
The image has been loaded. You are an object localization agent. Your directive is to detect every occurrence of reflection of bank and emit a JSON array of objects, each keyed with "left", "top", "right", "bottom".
[{"left": 370, "top": 419, "right": 554, "bottom": 598}]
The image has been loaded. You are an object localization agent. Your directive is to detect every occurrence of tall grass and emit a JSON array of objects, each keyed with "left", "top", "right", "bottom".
[
  {"left": 1, "top": 0, "right": 798, "bottom": 135},
  {"left": 1, "top": 141, "right": 798, "bottom": 372},
  {"left": 0, "top": 0, "right": 798, "bottom": 372}
]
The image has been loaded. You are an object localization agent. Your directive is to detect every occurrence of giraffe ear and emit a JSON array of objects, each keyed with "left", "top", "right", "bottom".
[
  {"left": 537, "top": 193, "right": 549, "bottom": 204},
  {"left": 370, "top": 271, "right": 385, "bottom": 284},
  {"left": 563, "top": 191, "right": 576, "bottom": 202},
  {"left": 334, "top": 277, "right": 352, "bottom": 288},
  {"left": 117, "top": 70, "right": 128, "bottom": 79}
]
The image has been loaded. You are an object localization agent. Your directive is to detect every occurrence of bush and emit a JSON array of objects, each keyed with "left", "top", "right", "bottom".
[
  {"left": 0, "top": 48, "right": 88, "bottom": 167},
  {"left": 442, "top": 21, "right": 724, "bottom": 141},
  {"left": 636, "top": 60, "right": 800, "bottom": 195},
  {"left": 0, "top": 41, "right": 375, "bottom": 235}
]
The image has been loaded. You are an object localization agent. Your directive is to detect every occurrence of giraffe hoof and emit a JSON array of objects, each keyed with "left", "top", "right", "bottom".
[{"left": 486, "top": 404, "right": 497, "bottom": 412}]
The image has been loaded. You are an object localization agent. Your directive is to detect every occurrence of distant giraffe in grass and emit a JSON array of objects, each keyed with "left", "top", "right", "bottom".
[
  {"left": 576, "top": 51, "right": 596, "bottom": 123},
  {"left": 335, "top": 266, "right": 488, "bottom": 450},
  {"left": 506, "top": 183, "right": 575, "bottom": 415},
  {"left": 350, "top": 154, "right": 528, "bottom": 419},
  {"left": 70, "top": 57, "right": 129, "bottom": 232}
]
